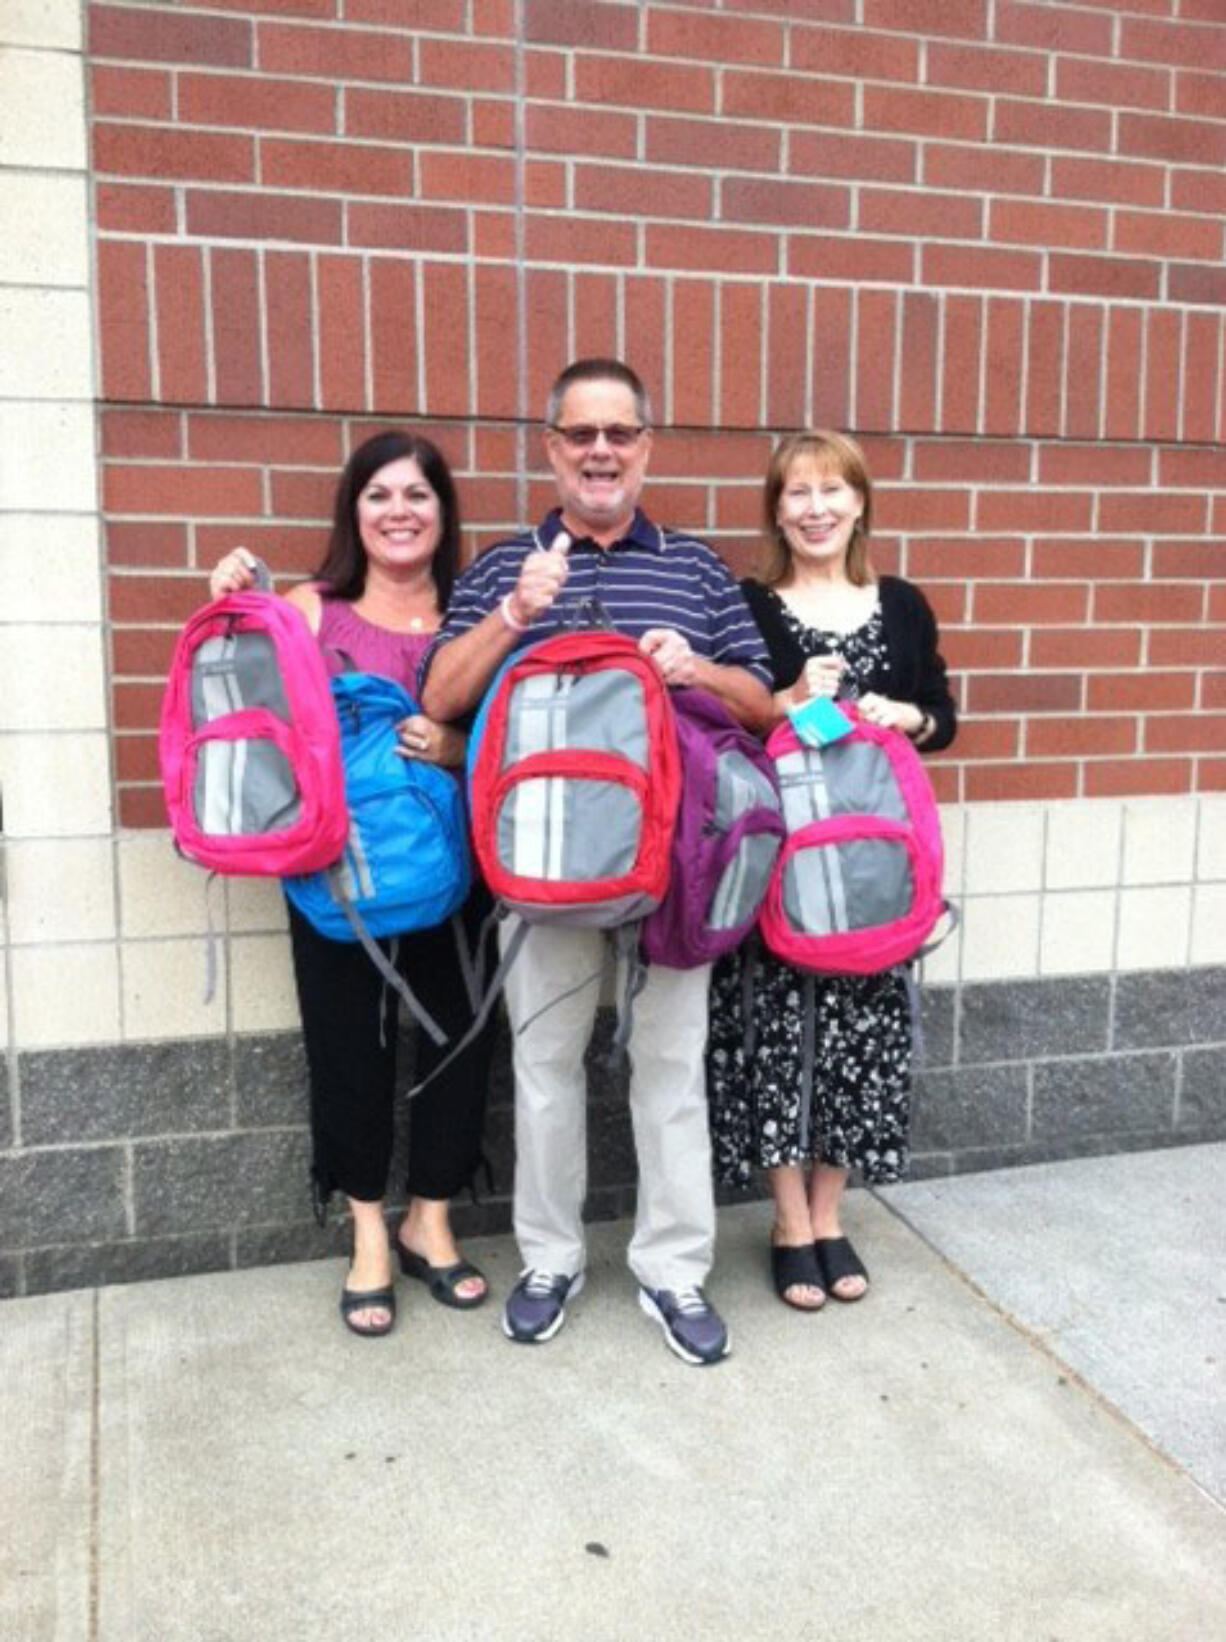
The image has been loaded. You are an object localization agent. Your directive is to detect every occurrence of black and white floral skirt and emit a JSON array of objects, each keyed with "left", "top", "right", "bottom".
[{"left": 706, "top": 944, "right": 913, "bottom": 1189}]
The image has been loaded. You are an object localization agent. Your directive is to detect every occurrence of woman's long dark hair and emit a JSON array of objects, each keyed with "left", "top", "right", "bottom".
[{"left": 313, "top": 430, "right": 461, "bottom": 608}]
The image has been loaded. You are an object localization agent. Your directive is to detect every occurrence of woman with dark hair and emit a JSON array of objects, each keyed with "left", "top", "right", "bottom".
[
  {"left": 209, "top": 430, "right": 496, "bottom": 1337},
  {"left": 706, "top": 430, "right": 956, "bottom": 1312}
]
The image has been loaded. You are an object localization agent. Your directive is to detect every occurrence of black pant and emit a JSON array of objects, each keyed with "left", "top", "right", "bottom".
[{"left": 287, "top": 883, "right": 497, "bottom": 1209}]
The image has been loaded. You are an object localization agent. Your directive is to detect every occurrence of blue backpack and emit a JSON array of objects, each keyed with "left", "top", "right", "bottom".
[{"left": 283, "top": 672, "right": 473, "bottom": 1044}]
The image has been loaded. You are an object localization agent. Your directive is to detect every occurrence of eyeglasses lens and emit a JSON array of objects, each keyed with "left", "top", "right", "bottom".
[{"left": 553, "top": 425, "right": 643, "bottom": 449}]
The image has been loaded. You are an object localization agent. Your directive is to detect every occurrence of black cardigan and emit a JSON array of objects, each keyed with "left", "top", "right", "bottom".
[{"left": 741, "top": 574, "right": 957, "bottom": 754}]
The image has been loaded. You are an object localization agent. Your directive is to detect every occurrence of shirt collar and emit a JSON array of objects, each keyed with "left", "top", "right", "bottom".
[{"left": 538, "top": 508, "right": 663, "bottom": 553}]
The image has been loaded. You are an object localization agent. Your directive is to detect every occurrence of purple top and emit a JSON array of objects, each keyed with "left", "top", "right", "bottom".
[{"left": 315, "top": 588, "right": 433, "bottom": 698}]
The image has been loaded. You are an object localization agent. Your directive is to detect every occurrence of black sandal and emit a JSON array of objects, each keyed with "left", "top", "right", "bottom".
[
  {"left": 397, "top": 1246, "right": 488, "bottom": 1310},
  {"left": 770, "top": 1243, "right": 826, "bottom": 1311},
  {"left": 814, "top": 1237, "right": 869, "bottom": 1302},
  {"left": 339, "top": 1283, "right": 396, "bottom": 1337}
]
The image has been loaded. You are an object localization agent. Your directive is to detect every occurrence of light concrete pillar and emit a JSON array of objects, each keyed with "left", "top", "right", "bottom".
[{"left": 0, "top": 3, "right": 119, "bottom": 1053}]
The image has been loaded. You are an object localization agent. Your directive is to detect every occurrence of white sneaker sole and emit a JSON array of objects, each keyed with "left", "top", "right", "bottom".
[
  {"left": 637, "top": 1287, "right": 731, "bottom": 1366},
  {"left": 502, "top": 1271, "right": 584, "bottom": 1344}
]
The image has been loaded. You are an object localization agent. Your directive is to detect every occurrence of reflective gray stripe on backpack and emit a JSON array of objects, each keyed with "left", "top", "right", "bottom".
[
  {"left": 193, "top": 633, "right": 301, "bottom": 837},
  {"left": 711, "top": 832, "right": 781, "bottom": 932},
  {"left": 509, "top": 674, "right": 574, "bottom": 880},
  {"left": 777, "top": 746, "right": 849, "bottom": 935},
  {"left": 196, "top": 740, "right": 301, "bottom": 838},
  {"left": 192, "top": 628, "right": 291, "bottom": 724},
  {"left": 195, "top": 738, "right": 246, "bottom": 836},
  {"left": 198, "top": 635, "right": 246, "bottom": 834},
  {"left": 710, "top": 840, "right": 748, "bottom": 931},
  {"left": 715, "top": 752, "right": 777, "bottom": 828},
  {"left": 334, "top": 820, "right": 376, "bottom": 902},
  {"left": 196, "top": 633, "right": 243, "bottom": 720},
  {"left": 709, "top": 753, "right": 781, "bottom": 931}
]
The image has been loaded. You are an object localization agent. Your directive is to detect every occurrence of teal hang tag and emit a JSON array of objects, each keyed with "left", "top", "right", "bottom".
[{"left": 789, "top": 695, "right": 854, "bottom": 748}]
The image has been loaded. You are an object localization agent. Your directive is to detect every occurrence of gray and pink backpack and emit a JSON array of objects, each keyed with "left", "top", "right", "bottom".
[
  {"left": 159, "top": 561, "right": 348, "bottom": 877},
  {"left": 759, "top": 707, "right": 950, "bottom": 974}
]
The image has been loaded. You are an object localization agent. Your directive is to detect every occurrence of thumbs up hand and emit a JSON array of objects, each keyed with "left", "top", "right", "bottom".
[{"left": 508, "top": 538, "right": 571, "bottom": 626}]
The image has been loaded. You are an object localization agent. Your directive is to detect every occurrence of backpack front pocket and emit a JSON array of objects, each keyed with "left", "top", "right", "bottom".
[
  {"left": 491, "top": 751, "right": 650, "bottom": 898},
  {"left": 781, "top": 825, "right": 915, "bottom": 936},
  {"left": 709, "top": 825, "right": 783, "bottom": 932},
  {"left": 184, "top": 709, "right": 304, "bottom": 841},
  {"left": 706, "top": 749, "right": 784, "bottom": 931}
]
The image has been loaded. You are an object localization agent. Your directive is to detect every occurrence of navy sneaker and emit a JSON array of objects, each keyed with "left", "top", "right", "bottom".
[
  {"left": 502, "top": 1269, "right": 584, "bottom": 1344},
  {"left": 638, "top": 1284, "right": 730, "bottom": 1366}
]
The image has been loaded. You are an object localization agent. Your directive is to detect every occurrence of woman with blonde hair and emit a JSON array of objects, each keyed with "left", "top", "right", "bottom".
[{"left": 707, "top": 430, "right": 956, "bottom": 1310}]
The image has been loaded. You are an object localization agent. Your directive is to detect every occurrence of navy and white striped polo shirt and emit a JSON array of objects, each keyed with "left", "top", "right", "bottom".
[{"left": 421, "top": 508, "right": 771, "bottom": 687}]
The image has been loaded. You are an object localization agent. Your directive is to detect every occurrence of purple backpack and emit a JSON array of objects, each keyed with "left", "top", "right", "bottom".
[{"left": 641, "top": 689, "right": 785, "bottom": 969}]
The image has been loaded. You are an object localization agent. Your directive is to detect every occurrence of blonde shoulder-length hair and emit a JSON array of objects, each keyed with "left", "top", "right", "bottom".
[{"left": 758, "top": 429, "right": 875, "bottom": 588}]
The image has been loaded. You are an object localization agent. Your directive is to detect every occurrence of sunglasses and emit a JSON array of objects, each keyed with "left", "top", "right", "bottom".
[{"left": 548, "top": 423, "right": 646, "bottom": 450}]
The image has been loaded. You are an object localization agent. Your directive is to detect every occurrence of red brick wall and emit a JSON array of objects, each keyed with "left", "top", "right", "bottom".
[{"left": 89, "top": 0, "right": 1226, "bottom": 825}]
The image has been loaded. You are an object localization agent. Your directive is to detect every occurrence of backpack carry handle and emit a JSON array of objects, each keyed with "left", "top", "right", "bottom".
[{"left": 227, "top": 547, "right": 275, "bottom": 594}]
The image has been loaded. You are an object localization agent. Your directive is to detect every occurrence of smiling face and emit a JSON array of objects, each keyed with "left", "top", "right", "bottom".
[
  {"left": 544, "top": 376, "right": 652, "bottom": 542},
  {"left": 355, "top": 456, "right": 441, "bottom": 576},
  {"left": 775, "top": 454, "right": 865, "bottom": 577}
]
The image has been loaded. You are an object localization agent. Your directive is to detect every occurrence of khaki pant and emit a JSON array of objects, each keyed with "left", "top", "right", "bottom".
[{"left": 500, "top": 919, "right": 716, "bottom": 1292}]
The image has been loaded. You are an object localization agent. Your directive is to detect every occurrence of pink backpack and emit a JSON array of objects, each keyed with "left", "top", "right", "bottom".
[
  {"left": 159, "top": 562, "right": 348, "bottom": 876},
  {"left": 759, "top": 707, "right": 947, "bottom": 974}
]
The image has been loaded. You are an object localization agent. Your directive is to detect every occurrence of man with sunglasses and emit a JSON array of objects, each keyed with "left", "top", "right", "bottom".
[{"left": 422, "top": 357, "right": 771, "bottom": 1365}]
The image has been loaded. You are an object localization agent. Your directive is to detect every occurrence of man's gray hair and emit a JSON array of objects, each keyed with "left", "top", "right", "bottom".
[{"left": 545, "top": 358, "right": 653, "bottom": 427}]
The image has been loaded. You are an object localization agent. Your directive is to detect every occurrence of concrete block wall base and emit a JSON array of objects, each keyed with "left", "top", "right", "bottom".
[{"left": 2, "top": 969, "right": 1224, "bottom": 1297}]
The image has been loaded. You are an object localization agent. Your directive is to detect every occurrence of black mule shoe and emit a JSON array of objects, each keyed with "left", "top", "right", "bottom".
[
  {"left": 770, "top": 1243, "right": 826, "bottom": 1311},
  {"left": 814, "top": 1236, "right": 869, "bottom": 1302},
  {"left": 339, "top": 1282, "right": 396, "bottom": 1337},
  {"left": 397, "top": 1245, "right": 487, "bottom": 1310}
]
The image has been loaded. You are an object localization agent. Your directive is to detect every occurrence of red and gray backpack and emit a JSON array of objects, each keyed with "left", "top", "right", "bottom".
[
  {"left": 159, "top": 559, "right": 348, "bottom": 877},
  {"left": 461, "top": 628, "right": 681, "bottom": 1043},
  {"left": 468, "top": 629, "right": 680, "bottom": 927},
  {"left": 758, "top": 706, "right": 949, "bottom": 974},
  {"left": 640, "top": 688, "right": 784, "bottom": 970}
]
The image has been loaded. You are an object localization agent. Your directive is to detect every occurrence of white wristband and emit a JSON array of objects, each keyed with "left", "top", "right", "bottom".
[{"left": 499, "top": 592, "right": 529, "bottom": 633}]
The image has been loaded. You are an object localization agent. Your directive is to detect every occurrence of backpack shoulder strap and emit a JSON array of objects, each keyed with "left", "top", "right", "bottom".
[
  {"left": 328, "top": 869, "right": 449, "bottom": 1046},
  {"left": 405, "top": 909, "right": 526, "bottom": 1099}
]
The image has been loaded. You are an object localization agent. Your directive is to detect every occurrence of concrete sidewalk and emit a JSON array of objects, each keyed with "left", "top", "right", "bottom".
[{"left": 3, "top": 1146, "right": 1224, "bottom": 1642}]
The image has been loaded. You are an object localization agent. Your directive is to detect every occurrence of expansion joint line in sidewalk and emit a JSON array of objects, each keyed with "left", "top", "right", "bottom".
[
  {"left": 89, "top": 1287, "right": 101, "bottom": 1642},
  {"left": 866, "top": 1183, "right": 1196, "bottom": 1486}
]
